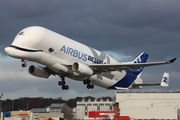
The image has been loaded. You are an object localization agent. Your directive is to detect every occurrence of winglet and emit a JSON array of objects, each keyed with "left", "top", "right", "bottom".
[
  {"left": 169, "top": 58, "right": 177, "bottom": 63},
  {"left": 161, "top": 72, "right": 169, "bottom": 87}
]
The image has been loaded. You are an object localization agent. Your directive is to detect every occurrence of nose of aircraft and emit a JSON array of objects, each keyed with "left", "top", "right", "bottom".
[{"left": 4, "top": 47, "right": 14, "bottom": 56}]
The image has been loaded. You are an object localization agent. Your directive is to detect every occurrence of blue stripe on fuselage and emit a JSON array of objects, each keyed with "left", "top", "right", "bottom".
[{"left": 107, "top": 70, "right": 136, "bottom": 89}]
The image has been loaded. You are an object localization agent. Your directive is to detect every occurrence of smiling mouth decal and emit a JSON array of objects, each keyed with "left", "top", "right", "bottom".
[{"left": 9, "top": 45, "right": 43, "bottom": 52}]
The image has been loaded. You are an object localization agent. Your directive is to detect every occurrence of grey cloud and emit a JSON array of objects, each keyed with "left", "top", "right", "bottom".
[
  {"left": 0, "top": 0, "right": 61, "bottom": 19},
  {"left": 96, "top": 1, "right": 180, "bottom": 31}
]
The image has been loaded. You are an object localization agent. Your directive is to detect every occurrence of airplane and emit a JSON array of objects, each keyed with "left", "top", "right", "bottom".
[{"left": 4, "top": 26, "right": 176, "bottom": 90}]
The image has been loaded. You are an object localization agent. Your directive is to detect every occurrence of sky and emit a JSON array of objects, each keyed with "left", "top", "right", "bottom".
[{"left": 0, "top": 0, "right": 180, "bottom": 100}]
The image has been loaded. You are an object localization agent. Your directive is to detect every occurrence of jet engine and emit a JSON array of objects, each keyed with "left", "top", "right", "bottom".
[
  {"left": 29, "top": 65, "right": 50, "bottom": 78},
  {"left": 72, "top": 62, "right": 93, "bottom": 76}
]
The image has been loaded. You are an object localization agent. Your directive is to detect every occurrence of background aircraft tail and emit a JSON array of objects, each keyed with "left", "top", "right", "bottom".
[
  {"left": 131, "top": 52, "right": 149, "bottom": 76},
  {"left": 160, "top": 72, "right": 169, "bottom": 87}
]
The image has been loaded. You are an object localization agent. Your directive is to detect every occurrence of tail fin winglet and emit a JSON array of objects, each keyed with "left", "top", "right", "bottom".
[
  {"left": 169, "top": 58, "right": 177, "bottom": 63},
  {"left": 161, "top": 72, "right": 169, "bottom": 87}
]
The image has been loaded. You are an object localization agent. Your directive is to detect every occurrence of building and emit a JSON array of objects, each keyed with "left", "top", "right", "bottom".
[
  {"left": 76, "top": 97, "right": 114, "bottom": 119},
  {"left": 116, "top": 90, "right": 180, "bottom": 119},
  {"left": 1, "top": 103, "right": 72, "bottom": 120},
  {"left": 29, "top": 103, "right": 72, "bottom": 120},
  {"left": 76, "top": 90, "right": 180, "bottom": 119},
  {"left": 30, "top": 104, "right": 63, "bottom": 120}
]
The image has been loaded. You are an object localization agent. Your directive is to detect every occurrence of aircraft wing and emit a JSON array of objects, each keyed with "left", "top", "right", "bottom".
[{"left": 89, "top": 58, "right": 176, "bottom": 72}]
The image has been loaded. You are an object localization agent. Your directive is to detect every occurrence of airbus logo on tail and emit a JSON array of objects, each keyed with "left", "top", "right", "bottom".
[
  {"left": 134, "top": 53, "right": 149, "bottom": 64},
  {"left": 134, "top": 58, "right": 142, "bottom": 63},
  {"left": 163, "top": 77, "right": 168, "bottom": 83}
]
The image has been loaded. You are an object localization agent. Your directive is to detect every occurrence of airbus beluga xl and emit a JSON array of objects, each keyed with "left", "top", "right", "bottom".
[{"left": 4, "top": 26, "right": 176, "bottom": 90}]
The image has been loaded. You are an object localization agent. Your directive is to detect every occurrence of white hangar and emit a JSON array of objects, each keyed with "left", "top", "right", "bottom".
[{"left": 115, "top": 90, "right": 180, "bottom": 119}]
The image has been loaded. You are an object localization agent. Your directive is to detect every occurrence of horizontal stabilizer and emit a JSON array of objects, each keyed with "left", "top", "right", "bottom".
[
  {"left": 131, "top": 72, "right": 169, "bottom": 88},
  {"left": 115, "top": 86, "right": 129, "bottom": 90}
]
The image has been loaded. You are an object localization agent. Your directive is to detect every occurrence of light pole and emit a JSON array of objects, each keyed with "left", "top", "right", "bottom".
[{"left": 0, "top": 94, "right": 3, "bottom": 117}]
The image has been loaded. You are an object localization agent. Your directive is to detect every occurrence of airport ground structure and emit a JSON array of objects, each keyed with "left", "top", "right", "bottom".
[
  {"left": 115, "top": 90, "right": 180, "bottom": 119},
  {"left": 0, "top": 103, "right": 72, "bottom": 120},
  {"left": 1, "top": 90, "right": 180, "bottom": 120},
  {"left": 75, "top": 90, "right": 180, "bottom": 120},
  {"left": 76, "top": 96, "right": 114, "bottom": 119}
]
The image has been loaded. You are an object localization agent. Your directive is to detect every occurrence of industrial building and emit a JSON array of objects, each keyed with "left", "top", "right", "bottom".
[
  {"left": 29, "top": 103, "right": 65, "bottom": 119},
  {"left": 1, "top": 90, "right": 180, "bottom": 120},
  {"left": 115, "top": 90, "right": 180, "bottom": 119},
  {"left": 0, "top": 103, "right": 72, "bottom": 120},
  {"left": 76, "top": 97, "right": 114, "bottom": 119},
  {"left": 75, "top": 90, "right": 180, "bottom": 120}
]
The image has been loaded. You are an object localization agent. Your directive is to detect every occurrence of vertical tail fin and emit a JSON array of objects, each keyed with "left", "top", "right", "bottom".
[
  {"left": 161, "top": 72, "right": 169, "bottom": 87},
  {"left": 131, "top": 52, "right": 149, "bottom": 76}
]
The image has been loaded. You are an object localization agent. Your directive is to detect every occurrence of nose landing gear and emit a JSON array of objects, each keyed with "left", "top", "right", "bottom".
[
  {"left": 21, "top": 59, "right": 28, "bottom": 67},
  {"left": 22, "top": 63, "right": 27, "bottom": 67}
]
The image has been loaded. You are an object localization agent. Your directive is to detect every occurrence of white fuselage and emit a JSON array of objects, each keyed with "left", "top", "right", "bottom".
[{"left": 5, "top": 26, "right": 138, "bottom": 89}]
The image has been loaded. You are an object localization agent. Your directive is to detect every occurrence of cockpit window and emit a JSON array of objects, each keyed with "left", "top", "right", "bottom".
[{"left": 19, "top": 31, "right": 24, "bottom": 35}]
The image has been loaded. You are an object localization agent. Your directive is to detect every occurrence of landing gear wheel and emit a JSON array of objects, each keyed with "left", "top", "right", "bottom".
[
  {"left": 58, "top": 81, "right": 66, "bottom": 87},
  {"left": 62, "top": 85, "right": 66, "bottom": 90},
  {"left": 58, "top": 81, "right": 62, "bottom": 86},
  {"left": 84, "top": 79, "right": 94, "bottom": 89},
  {"left": 83, "top": 80, "right": 91, "bottom": 85},
  {"left": 62, "top": 85, "right": 69, "bottom": 90},
  {"left": 22, "top": 63, "right": 27, "bottom": 67},
  {"left": 21, "top": 59, "right": 28, "bottom": 67},
  {"left": 65, "top": 85, "right": 69, "bottom": 90},
  {"left": 87, "top": 84, "right": 94, "bottom": 89},
  {"left": 90, "top": 84, "right": 94, "bottom": 89},
  {"left": 83, "top": 80, "right": 87, "bottom": 85},
  {"left": 87, "top": 84, "right": 91, "bottom": 89}
]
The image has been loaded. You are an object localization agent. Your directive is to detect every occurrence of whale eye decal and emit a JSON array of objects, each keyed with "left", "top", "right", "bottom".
[{"left": 48, "top": 47, "right": 54, "bottom": 53}]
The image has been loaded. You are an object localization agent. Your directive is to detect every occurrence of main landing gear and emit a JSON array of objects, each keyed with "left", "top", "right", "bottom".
[
  {"left": 83, "top": 79, "right": 94, "bottom": 89},
  {"left": 21, "top": 59, "right": 28, "bottom": 67},
  {"left": 58, "top": 76, "right": 69, "bottom": 90}
]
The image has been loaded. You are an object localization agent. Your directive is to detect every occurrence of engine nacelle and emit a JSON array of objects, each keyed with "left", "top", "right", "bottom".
[
  {"left": 29, "top": 65, "right": 50, "bottom": 78},
  {"left": 72, "top": 62, "right": 93, "bottom": 76}
]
